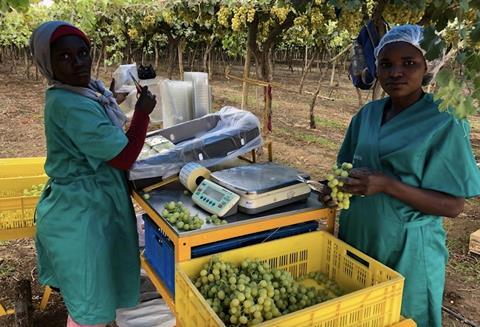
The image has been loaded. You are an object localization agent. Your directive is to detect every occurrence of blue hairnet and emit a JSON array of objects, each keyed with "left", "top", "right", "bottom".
[{"left": 374, "top": 24, "right": 445, "bottom": 85}]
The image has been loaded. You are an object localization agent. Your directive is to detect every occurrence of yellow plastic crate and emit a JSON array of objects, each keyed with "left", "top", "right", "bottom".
[
  {"left": 176, "top": 231, "right": 404, "bottom": 327},
  {"left": 0, "top": 157, "right": 46, "bottom": 178},
  {"left": 0, "top": 158, "right": 47, "bottom": 231},
  {"left": 393, "top": 319, "right": 416, "bottom": 327}
]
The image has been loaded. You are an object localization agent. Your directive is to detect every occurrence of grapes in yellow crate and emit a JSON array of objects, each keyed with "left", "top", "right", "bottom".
[
  {"left": 326, "top": 162, "right": 353, "bottom": 210},
  {"left": 22, "top": 183, "right": 46, "bottom": 197}
]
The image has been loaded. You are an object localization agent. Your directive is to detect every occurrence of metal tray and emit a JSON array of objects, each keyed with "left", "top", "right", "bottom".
[
  {"left": 138, "top": 180, "right": 324, "bottom": 236},
  {"left": 210, "top": 163, "right": 309, "bottom": 195}
]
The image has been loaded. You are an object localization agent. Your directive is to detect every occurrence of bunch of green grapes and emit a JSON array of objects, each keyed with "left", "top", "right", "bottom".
[
  {"left": 141, "top": 14, "right": 156, "bottom": 29},
  {"left": 192, "top": 257, "right": 338, "bottom": 325},
  {"left": 217, "top": 6, "right": 231, "bottom": 27},
  {"left": 259, "top": 20, "right": 273, "bottom": 41},
  {"left": 383, "top": 4, "right": 424, "bottom": 25},
  {"left": 127, "top": 28, "right": 139, "bottom": 39},
  {"left": 366, "top": 0, "right": 375, "bottom": 17},
  {"left": 270, "top": 6, "right": 290, "bottom": 24},
  {"left": 162, "top": 9, "right": 174, "bottom": 25},
  {"left": 246, "top": 6, "right": 256, "bottom": 23},
  {"left": 310, "top": 7, "right": 324, "bottom": 30},
  {"left": 327, "top": 162, "right": 353, "bottom": 210},
  {"left": 161, "top": 201, "right": 204, "bottom": 231},
  {"left": 232, "top": 6, "right": 247, "bottom": 32},
  {"left": 22, "top": 183, "right": 45, "bottom": 197},
  {"left": 293, "top": 15, "right": 308, "bottom": 27},
  {"left": 338, "top": 10, "right": 363, "bottom": 34},
  {"left": 442, "top": 20, "right": 462, "bottom": 46},
  {"left": 206, "top": 214, "right": 228, "bottom": 226}
]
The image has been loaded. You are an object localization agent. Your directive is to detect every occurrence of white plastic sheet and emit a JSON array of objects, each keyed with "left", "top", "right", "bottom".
[
  {"left": 116, "top": 298, "right": 175, "bottom": 327},
  {"left": 184, "top": 72, "right": 211, "bottom": 119},
  {"left": 161, "top": 80, "right": 193, "bottom": 128}
]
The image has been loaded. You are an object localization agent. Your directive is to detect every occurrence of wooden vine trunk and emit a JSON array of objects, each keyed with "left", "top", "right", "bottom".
[{"left": 14, "top": 279, "right": 33, "bottom": 327}]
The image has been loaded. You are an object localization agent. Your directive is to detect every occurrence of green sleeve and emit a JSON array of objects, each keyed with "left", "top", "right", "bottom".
[
  {"left": 63, "top": 101, "right": 128, "bottom": 163},
  {"left": 337, "top": 113, "right": 360, "bottom": 166},
  {"left": 421, "top": 118, "right": 480, "bottom": 198}
]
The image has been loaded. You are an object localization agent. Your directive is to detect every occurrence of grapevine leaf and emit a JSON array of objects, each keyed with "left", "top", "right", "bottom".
[
  {"left": 429, "top": 7, "right": 452, "bottom": 30},
  {"left": 470, "top": 22, "right": 480, "bottom": 43},
  {"left": 473, "top": 76, "right": 480, "bottom": 100},
  {"left": 420, "top": 26, "right": 445, "bottom": 61},
  {"left": 432, "top": 0, "right": 443, "bottom": 8},
  {"left": 459, "top": 0, "right": 469, "bottom": 12},
  {"left": 464, "top": 51, "right": 480, "bottom": 73},
  {"left": 290, "top": 0, "right": 308, "bottom": 13},
  {"left": 456, "top": 52, "right": 467, "bottom": 64},
  {"left": 455, "top": 96, "right": 475, "bottom": 119},
  {"left": 435, "top": 69, "right": 453, "bottom": 86}
]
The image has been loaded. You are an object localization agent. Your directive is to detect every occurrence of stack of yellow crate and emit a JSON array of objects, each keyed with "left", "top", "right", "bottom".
[{"left": 0, "top": 157, "right": 47, "bottom": 239}]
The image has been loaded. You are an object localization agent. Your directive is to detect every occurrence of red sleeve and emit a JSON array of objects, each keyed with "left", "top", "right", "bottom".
[{"left": 107, "top": 110, "right": 150, "bottom": 170}]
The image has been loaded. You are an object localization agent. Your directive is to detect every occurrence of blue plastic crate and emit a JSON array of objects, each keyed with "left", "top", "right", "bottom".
[
  {"left": 143, "top": 215, "right": 319, "bottom": 298},
  {"left": 144, "top": 215, "right": 175, "bottom": 296},
  {"left": 191, "top": 221, "right": 319, "bottom": 257}
]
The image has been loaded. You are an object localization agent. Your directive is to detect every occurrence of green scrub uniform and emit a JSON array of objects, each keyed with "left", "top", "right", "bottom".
[
  {"left": 35, "top": 88, "right": 140, "bottom": 325},
  {"left": 337, "top": 93, "right": 480, "bottom": 327}
]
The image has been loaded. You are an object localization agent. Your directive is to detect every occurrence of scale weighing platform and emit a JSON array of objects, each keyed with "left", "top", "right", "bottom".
[{"left": 190, "top": 163, "right": 311, "bottom": 216}]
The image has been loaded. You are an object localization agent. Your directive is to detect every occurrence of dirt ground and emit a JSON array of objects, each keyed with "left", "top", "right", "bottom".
[{"left": 0, "top": 62, "right": 479, "bottom": 327}]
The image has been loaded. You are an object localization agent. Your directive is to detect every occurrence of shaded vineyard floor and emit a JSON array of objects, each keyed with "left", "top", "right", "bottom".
[{"left": 0, "top": 63, "right": 478, "bottom": 326}]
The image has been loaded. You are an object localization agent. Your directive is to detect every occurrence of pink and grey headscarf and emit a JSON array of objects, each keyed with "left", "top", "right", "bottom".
[{"left": 30, "top": 21, "right": 127, "bottom": 128}]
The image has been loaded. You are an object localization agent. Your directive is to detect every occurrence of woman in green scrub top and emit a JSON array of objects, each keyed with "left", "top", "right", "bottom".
[
  {"left": 30, "top": 21, "right": 156, "bottom": 326},
  {"left": 325, "top": 25, "right": 480, "bottom": 327}
]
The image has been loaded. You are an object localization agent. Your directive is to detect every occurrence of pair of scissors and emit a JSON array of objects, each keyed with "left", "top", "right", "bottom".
[{"left": 128, "top": 72, "right": 143, "bottom": 98}]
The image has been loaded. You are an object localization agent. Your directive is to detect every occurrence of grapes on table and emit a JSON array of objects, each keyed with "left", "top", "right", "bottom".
[
  {"left": 327, "top": 162, "right": 353, "bottom": 210},
  {"left": 205, "top": 214, "right": 228, "bottom": 226},
  {"left": 162, "top": 201, "right": 204, "bottom": 232},
  {"left": 192, "top": 256, "right": 344, "bottom": 326}
]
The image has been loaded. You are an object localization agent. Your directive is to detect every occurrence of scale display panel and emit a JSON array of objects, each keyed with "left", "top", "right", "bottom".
[{"left": 192, "top": 179, "right": 240, "bottom": 217}]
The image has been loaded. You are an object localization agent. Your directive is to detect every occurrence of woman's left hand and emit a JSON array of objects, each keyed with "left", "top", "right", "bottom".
[
  {"left": 340, "top": 167, "right": 390, "bottom": 196},
  {"left": 109, "top": 78, "right": 128, "bottom": 105}
]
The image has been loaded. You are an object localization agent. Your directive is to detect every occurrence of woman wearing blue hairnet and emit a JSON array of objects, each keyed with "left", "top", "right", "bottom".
[{"left": 326, "top": 25, "right": 480, "bottom": 326}]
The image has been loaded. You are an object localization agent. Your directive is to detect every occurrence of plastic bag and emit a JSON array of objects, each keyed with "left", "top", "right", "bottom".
[
  {"left": 113, "top": 63, "right": 138, "bottom": 93},
  {"left": 129, "top": 106, "right": 262, "bottom": 181},
  {"left": 119, "top": 77, "right": 165, "bottom": 123}
]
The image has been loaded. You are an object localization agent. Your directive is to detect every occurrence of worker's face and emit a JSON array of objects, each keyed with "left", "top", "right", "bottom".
[
  {"left": 50, "top": 35, "right": 92, "bottom": 87},
  {"left": 377, "top": 42, "right": 427, "bottom": 99}
]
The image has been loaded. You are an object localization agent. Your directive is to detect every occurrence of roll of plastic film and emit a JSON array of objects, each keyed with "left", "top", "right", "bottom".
[{"left": 179, "top": 163, "right": 211, "bottom": 192}]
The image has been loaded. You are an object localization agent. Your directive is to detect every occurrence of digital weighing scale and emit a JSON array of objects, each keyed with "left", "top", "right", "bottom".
[
  {"left": 181, "top": 162, "right": 312, "bottom": 217},
  {"left": 210, "top": 163, "right": 311, "bottom": 215}
]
